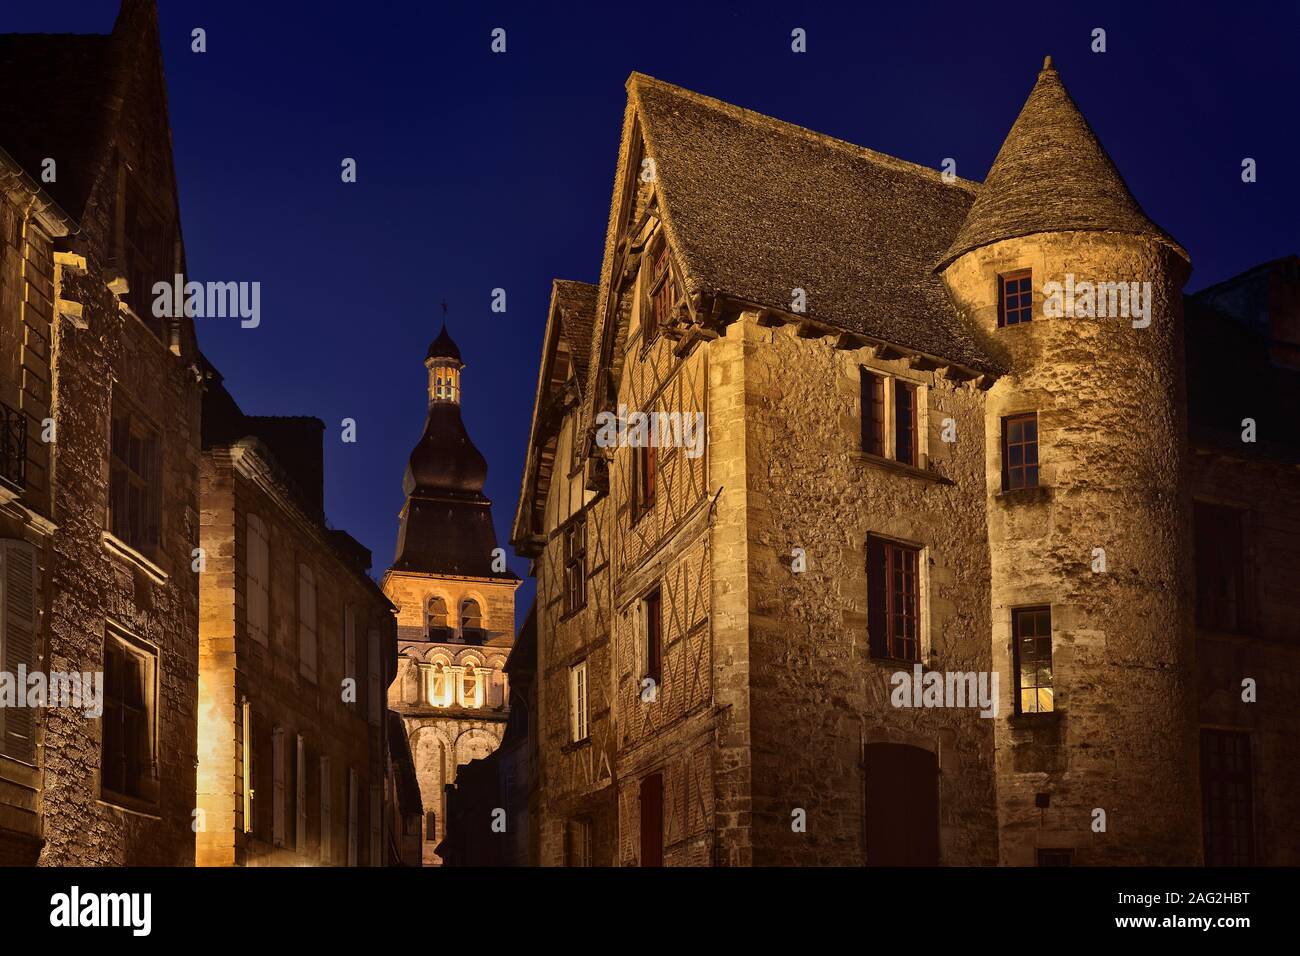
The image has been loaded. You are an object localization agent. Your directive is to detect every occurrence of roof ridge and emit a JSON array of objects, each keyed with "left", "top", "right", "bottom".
[{"left": 627, "top": 72, "right": 980, "bottom": 193}]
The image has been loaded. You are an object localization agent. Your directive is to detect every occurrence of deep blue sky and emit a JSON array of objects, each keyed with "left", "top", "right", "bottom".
[{"left": 8, "top": 2, "right": 1297, "bottom": 630}]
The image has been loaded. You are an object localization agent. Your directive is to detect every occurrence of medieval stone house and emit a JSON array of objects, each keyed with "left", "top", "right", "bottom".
[
  {"left": 0, "top": 0, "right": 203, "bottom": 865},
  {"left": 384, "top": 323, "right": 520, "bottom": 865},
  {"left": 195, "top": 365, "right": 400, "bottom": 866},
  {"left": 512, "top": 63, "right": 1300, "bottom": 865}
]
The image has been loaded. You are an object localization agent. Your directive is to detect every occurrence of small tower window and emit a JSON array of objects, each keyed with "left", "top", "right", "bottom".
[
  {"left": 998, "top": 270, "right": 1034, "bottom": 326},
  {"left": 460, "top": 599, "right": 484, "bottom": 642},
  {"left": 425, "top": 596, "right": 451, "bottom": 641}
]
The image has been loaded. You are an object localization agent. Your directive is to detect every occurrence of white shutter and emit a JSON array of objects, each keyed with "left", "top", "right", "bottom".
[
  {"left": 367, "top": 628, "right": 381, "bottom": 726},
  {"left": 241, "top": 699, "right": 252, "bottom": 832},
  {"left": 246, "top": 515, "right": 269, "bottom": 645},
  {"left": 295, "top": 734, "right": 307, "bottom": 850},
  {"left": 577, "top": 663, "right": 588, "bottom": 741},
  {"left": 272, "top": 727, "right": 285, "bottom": 846},
  {"left": 370, "top": 784, "right": 382, "bottom": 867},
  {"left": 298, "top": 564, "right": 317, "bottom": 682},
  {"left": 347, "top": 769, "right": 358, "bottom": 866},
  {"left": 319, "top": 756, "right": 332, "bottom": 864},
  {"left": 0, "top": 540, "right": 39, "bottom": 762},
  {"left": 344, "top": 609, "right": 356, "bottom": 710}
]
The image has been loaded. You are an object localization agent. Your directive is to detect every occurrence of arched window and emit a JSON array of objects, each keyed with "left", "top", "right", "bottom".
[
  {"left": 460, "top": 599, "right": 484, "bottom": 642},
  {"left": 425, "top": 596, "right": 451, "bottom": 641},
  {"left": 462, "top": 667, "right": 479, "bottom": 707},
  {"left": 431, "top": 664, "right": 448, "bottom": 706}
]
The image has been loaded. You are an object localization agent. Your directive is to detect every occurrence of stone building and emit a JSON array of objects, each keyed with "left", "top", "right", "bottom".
[
  {"left": 195, "top": 365, "right": 400, "bottom": 866},
  {"left": 384, "top": 322, "right": 520, "bottom": 865},
  {"left": 512, "top": 63, "right": 1300, "bottom": 865},
  {"left": 0, "top": 0, "right": 204, "bottom": 865}
]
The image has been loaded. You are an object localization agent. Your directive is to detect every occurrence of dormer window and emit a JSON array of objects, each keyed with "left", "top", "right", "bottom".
[{"left": 998, "top": 270, "right": 1033, "bottom": 326}]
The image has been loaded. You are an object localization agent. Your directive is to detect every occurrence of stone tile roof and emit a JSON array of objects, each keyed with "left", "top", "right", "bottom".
[
  {"left": 938, "top": 57, "right": 1187, "bottom": 270},
  {"left": 628, "top": 72, "right": 997, "bottom": 372},
  {"left": 0, "top": 33, "right": 116, "bottom": 221},
  {"left": 552, "top": 279, "right": 597, "bottom": 392}
]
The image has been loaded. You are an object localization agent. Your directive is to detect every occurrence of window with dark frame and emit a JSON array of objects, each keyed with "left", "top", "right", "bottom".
[
  {"left": 567, "top": 817, "right": 593, "bottom": 867},
  {"left": 633, "top": 443, "right": 656, "bottom": 521},
  {"left": 861, "top": 369, "right": 885, "bottom": 457},
  {"left": 109, "top": 397, "right": 161, "bottom": 554},
  {"left": 639, "top": 773, "right": 664, "bottom": 867},
  {"left": 643, "top": 588, "right": 662, "bottom": 685},
  {"left": 102, "top": 633, "right": 154, "bottom": 803},
  {"left": 998, "top": 270, "right": 1033, "bottom": 327},
  {"left": 425, "top": 811, "right": 437, "bottom": 842},
  {"left": 648, "top": 239, "right": 672, "bottom": 345},
  {"left": 894, "top": 380, "right": 918, "bottom": 467},
  {"left": 1013, "top": 606, "right": 1054, "bottom": 714},
  {"left": 460, "top": 599, "right": 484, "bottom": 642},
  {"left": 563, "top": 513, "right": 587, "bottom": 614},
  {"left": 867, "top": 535, "right": 921, "bottom": 662},
  {"left": 1200, "top": 729, "right": 1254, "bottom": 866},
  {"left": 425, "top": 596, "right": 452, "bottom": 642},
  {"left": 1194, "top": 502, "right": 1249, "bottom": 634},
  {"left": 1001, "top": 413, "right": 1039, "bottom": 491}
]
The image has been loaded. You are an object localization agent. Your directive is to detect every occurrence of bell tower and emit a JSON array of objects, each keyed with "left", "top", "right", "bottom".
[
  {"left": 938, "top": 57, "right": 1200, "bottom": 865},
  {"left": 382, "top": 309, "right": 520, "bottom": 865}
]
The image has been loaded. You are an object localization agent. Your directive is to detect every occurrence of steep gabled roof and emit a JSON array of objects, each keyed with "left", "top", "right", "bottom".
[
  {"left": 626, "top": 72, "right": 995, "bottom": 372},
  {"left": 938, "top": 57, "right": 1187, "bottom": 269},
  {"left": 510, "top": 279, "right": 597, "bottom": 553}
]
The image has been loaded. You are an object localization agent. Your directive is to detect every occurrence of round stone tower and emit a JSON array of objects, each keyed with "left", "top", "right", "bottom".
[{"left": 937, "top": 57, "right": 1200, "bottom": 865}]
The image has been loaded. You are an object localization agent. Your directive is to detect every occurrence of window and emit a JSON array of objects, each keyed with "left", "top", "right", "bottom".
[
  {"left": 320, "top": 755, "right": 333, "bottom": 864},
  {"left": 1036, "top": 848, "right": 1074, "bottom": 866},
  {"left": 246, "top": 515, "right": 270, "bottom": 645},
  {"left": 1201, "top": 729, "right": 1254, "bottom": 866},
  {"left": 0, "top": 539, "right": 39, "bottom": 762},
  {"left": 425, "top": 811, "right": 438, "bottom": 843},
  {"left": 432, "top": 663, "right": 448, "bottom": 707},
  {"left": 295, "top": 734, "right": 307, "bottom": 851},
  {"left": 567, "top": 818, "right": 592, "bottom": 867},
  {"left": 647, "top": 239, "right": 672, "bottom": 344},
  {"left": 569, "top": 660, "right": 589, "bottom": 742},
  {"left": 1194, "top": 502, "right": 1249, "bottom": 633},
  {"left": 252, "top": 712, "right": 272, "bottom": 841},
  {"left": 894, "top": 380, "right": 918, "bottom": 467},
  {"left": 640, "top": 588, "right": 662, "bottom": 686},
  {"left": 462, "top": 666, "right": 481, "bottom": 708},
  {"left": 867, "top": 536, "right": 921, "bottom": 662},
  {"left": 861, "top": 370, "right": 885, "bottom": 457},
  {"left": 101, "top": 627, "right": 157, "bottom": 805},
  {"left": 425, "top": 596, "right": 452, "bottom": 641},
  {"left": 460, "top": 599, "right": 484, "bottom": 642},
  {"left": 639, "top": 773, "right": 664, "bottom": 867},
  {"left": 347, "top": 768, "right": 359, "bottom": 866},
  {"left": 109, "top": 397, "right": 161, "bottom": 554},
  {"left": 297, "top": 564, "right": 317, "bottom": 682},
  {"left": 563, "top": 514, "right": 587, "bottom": 614},
  {"left": 272, "top": 726, "right": 286, "bottom": 846},
  {"left": 1013, "top": 606, "right": 1053, "bottom": 714},
  {"left": 367, "top": 628, "right": 382, "bottom": 726},
  {"left": 632, "top": 444, "right": 656, "bottom": 521},
  {"left": 998, "top": 269, "right": 1033, "bottom": 326},
  {"left": 1001, "top": 413, "right": 1039, "bottom": 491}
]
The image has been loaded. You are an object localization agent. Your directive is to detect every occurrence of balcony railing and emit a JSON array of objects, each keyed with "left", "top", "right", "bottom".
[{"left": 0, "top": 401, "right": 26, "bottom": 490}]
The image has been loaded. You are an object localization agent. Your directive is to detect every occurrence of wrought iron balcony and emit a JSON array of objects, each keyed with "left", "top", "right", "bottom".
[{"left": 0, "top": 400, "right": 26, "bottom": 490}]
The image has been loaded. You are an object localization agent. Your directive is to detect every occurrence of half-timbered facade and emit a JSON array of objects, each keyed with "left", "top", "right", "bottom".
[{"left": 513, "top": 65, "right": 1300, "bottom": 865}]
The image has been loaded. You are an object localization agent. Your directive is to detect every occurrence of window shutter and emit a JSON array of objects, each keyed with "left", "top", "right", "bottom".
[
  {"left": 568, "top": 665, "right": 578, "bottom": 741},
  {"left": 319, "top": 755, "right": 332, "bottom": 864},
  {"left": 367, "top": 628, "right": 381, "bottom": 726},
  {"left": 298, "top": 564, "right": 317, "bottom": 682},
  {"left": 576, "top": 663, "right": 587, "bottom": 740},
  {"left": 241, "top": 699, "right": 252, "bottom": 832},
  {"left": 370, "top": 784, "right": 382, "bottom": 866},
  {"left": 0, "top": 539, "right": 39, "bottom": 762},
  {"left": 344, "top": 609, "right": 356, "bottom": 709},
  {"left": 295, "top": 734, "right": 307, "bottom": 850},
  {"left": 867, "top": 536, "right": 887, "bottom": 659},
  {"left": 347, "top": 769, "right": 358, "bottom": 866},
  {"left": 634, "top": 600, "right": 647, "bottom": 678},
  {"left": 272, "top": 727, "right": 286, "bottom": 846}
]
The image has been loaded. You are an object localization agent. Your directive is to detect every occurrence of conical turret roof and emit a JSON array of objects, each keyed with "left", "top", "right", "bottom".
[{"left": 937, "top": 56, "right": 1187, "bottom": 270}]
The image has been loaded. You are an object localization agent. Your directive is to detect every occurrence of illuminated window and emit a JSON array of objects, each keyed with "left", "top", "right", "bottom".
[
  {"left": 998, "top": 269, "right": 1033, "bottom": 326},
  {"left": 1013, "top": 606, "right": 1053, "bottom": 714}
]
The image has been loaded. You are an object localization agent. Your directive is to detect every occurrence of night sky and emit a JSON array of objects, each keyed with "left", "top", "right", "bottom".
[{"left": 7, "top": 2, "right": 1297, "bottom": 629}]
